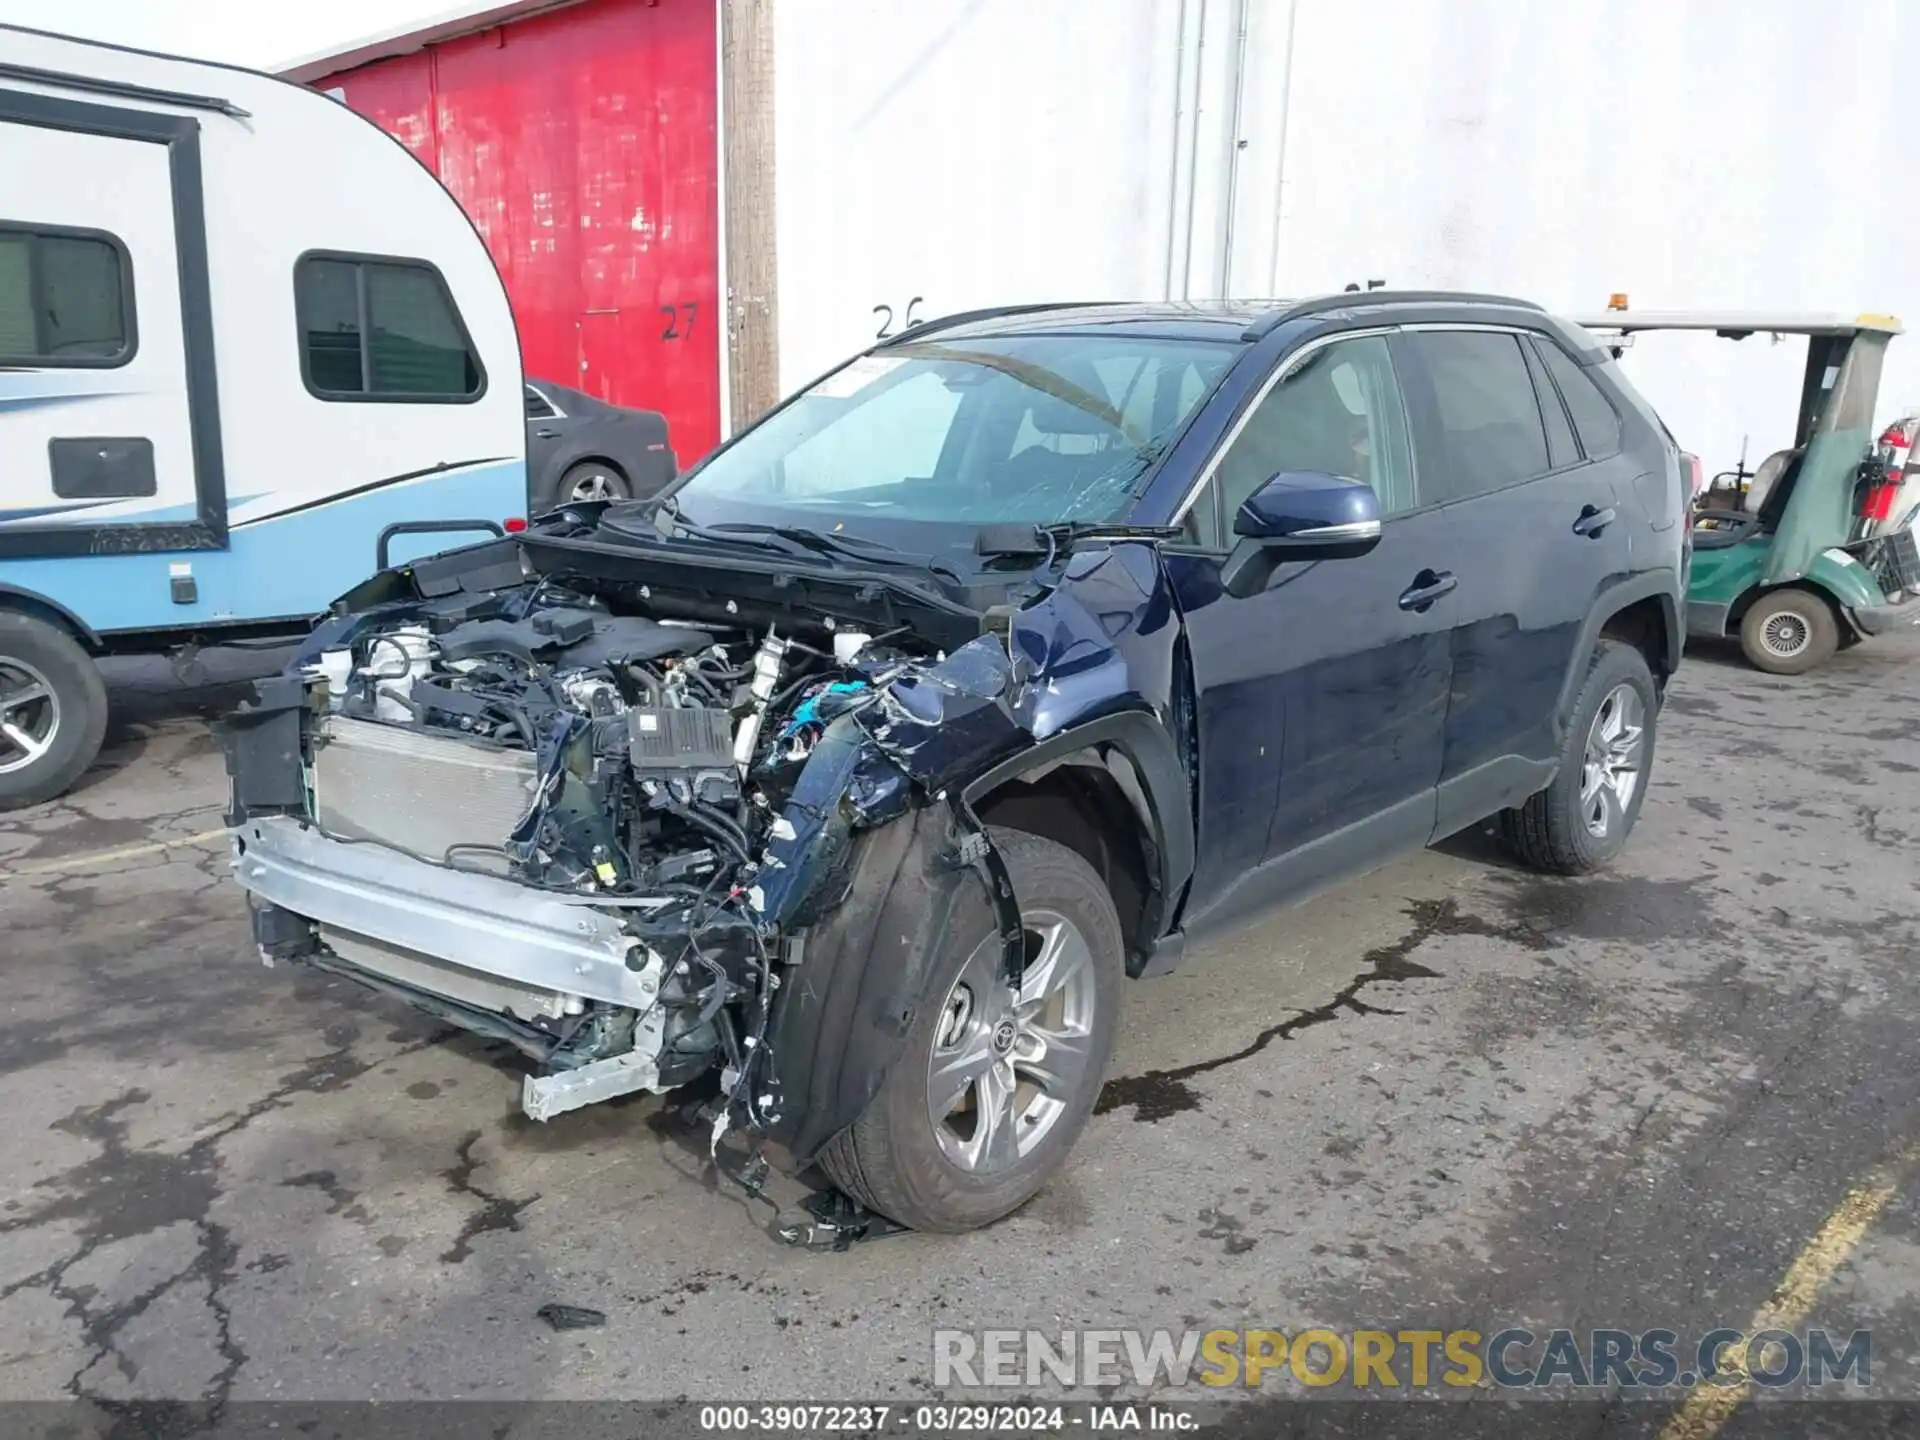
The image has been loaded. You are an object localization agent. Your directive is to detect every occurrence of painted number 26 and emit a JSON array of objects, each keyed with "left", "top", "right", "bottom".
[{"left": 873, "top": 297, "right": 925, "bottom": 339}]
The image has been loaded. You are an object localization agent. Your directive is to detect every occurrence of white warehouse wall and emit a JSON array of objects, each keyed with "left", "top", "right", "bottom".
[
  {"left": 776, "top": 0, "right": 1920, "bottom": 473},
  {"left": 1260, "top": 0, "right": 1920, "bottom": 477},
  {"left": 771, "top": 0, "right": 1187, "bottom": 389}
]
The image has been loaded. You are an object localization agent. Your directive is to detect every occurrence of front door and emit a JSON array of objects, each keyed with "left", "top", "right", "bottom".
[{"left": 1164, "top": 331, "right": 1455, "bottom": 933}]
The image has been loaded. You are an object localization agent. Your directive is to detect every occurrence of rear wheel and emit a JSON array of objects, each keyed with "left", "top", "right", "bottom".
[
  {"left": 1500, "top": 640, "right": 1657, "bottom": 875},
  {"left": 556, "top": 461, "right": 630, "bottom": 506},
  {"left": 1739, "top": 588, "right": 1838, "bottom": 675},
  {"left": 817, "top": 828, "right": 1123, "bottom": 1232},
  {"left": 0, "top": 612, "right": 108, "bottom": 811}
]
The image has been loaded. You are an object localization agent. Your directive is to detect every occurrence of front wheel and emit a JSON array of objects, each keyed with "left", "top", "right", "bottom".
[
  {"left": 0, "top": 612, "right": 108, "bottom": 811},
  {"left": 1739, "top": 588, "right": 1839, "bottom": 675},
  {"left": 817, "top": 828, "right": 1123, "bottom": 1232},
  {"left": 1500, "top": 640, "right": 1657, "bottom": 875}
]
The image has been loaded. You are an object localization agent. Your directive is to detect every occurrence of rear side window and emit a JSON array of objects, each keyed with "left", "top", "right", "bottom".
[
  {"left": 1402, "top": 330, "right": 1550, "bottom": 501},
  {"left": 1535, "top": 338, "right": 1623, "bottom": 458},
  {"left": 0, "top": 225, "right": 134, "bottom": 367},
  {"left": 525, "top": 386, "right": 557, "bottom": 420},
  {"left": 1521, "top": 338, "right": 1579, "bottom": 468},
  {"left": 295, "top": 254, "right": 484, "bottom": 401}
]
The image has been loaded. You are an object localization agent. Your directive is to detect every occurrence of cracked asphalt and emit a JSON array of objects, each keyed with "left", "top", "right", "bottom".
[{"left": 0, "top": 634, "right": 1917, "bottom": 1417}]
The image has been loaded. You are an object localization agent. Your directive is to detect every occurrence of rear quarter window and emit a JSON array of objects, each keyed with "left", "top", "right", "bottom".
[{"left": 1536, "top": 338, "right": 1623, "bottom": 459}]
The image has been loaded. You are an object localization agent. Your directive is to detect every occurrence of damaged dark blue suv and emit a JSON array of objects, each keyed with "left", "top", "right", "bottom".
[{"left": 221, "top": 292, "right": 1686, "bottom": 1234}]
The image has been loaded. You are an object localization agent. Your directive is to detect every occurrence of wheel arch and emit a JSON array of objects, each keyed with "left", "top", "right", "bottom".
[
  {"left": 0, "top": 583, "right": 101, "bottom": 651},
  {"left": 962, "top": 710, "right": 1195, "bottom": 977},
  {"left": 561, "top": 453, "right": 631, "bottom": 483},
  {"left": 1555, "top": 570, "right": 1681, "bottom": 729}
]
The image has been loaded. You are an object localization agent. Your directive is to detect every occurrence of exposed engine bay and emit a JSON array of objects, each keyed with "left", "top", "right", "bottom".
[
  {"left": 217, "top": 518, "right": 1191, "bottom": 1234},
  {"left": 221, "top": 539, "right": 1016, "bottom": 1125}
]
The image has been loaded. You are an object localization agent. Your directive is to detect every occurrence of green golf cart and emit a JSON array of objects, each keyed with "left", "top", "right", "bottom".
[{"left": 1571, "top": 310, "right": 1920, "bottom": 674}]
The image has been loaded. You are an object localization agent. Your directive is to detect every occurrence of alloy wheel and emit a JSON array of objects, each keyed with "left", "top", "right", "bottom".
[
  {"left": 1579, "top": 683, "right": 1645, "bottom": 839},
  {"left": 0, "top": 659, "right": 60, "bottom": 776},
  {"left": 926, "top": 909, "right": 1099, "bottom": 1174},
  {"left": 567, "top": 470, "right": 621, "bottom": 502}
]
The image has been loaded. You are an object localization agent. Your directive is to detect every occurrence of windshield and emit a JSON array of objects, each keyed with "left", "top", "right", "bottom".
[{"left": 671, "top": 335, "right": 1236, "bottom": 527}]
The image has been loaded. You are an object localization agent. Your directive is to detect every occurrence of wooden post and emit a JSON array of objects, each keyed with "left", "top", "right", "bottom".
[{"left": 721, "top": 0, "right": 779, "bottom": 433}]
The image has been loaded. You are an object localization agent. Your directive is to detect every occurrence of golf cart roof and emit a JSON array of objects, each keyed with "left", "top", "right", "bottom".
[{"left": 1567, "top": 310, "right": 1904, "bottom": 338}]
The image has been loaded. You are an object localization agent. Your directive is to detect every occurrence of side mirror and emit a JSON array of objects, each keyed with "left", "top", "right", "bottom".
[{"left": 1222, "top": 471, "right": 1383, "bottom": 598}]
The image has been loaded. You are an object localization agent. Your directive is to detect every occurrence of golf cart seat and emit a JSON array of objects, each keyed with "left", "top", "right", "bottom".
[{"left": 1693, "top": 446, "right": 1801, "bottom": 549}]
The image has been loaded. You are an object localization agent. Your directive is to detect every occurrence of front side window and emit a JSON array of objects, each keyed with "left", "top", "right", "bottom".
[
  {"left": 1403, "top": 330, "right": 1552, "bottom": 501},
  {"left": 674, "top": 335, "right": 1236, "bottom": 525},
  {"left": 0, "top": 226, "right": 133, "bottom": 367},
  {"left": 1183, "top": 334, "right": 1417, "bottom": 547},
  {"left": 295, "top": 254, "right": 483, "bottom": 401}
]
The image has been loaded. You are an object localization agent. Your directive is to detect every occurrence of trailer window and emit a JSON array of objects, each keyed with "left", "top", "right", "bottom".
[
  {"left": 294, "top": 254, "right": 484, "bottom": 401},
  {"left": 0, "top": 226, "right": 134, "bottom": 367}
]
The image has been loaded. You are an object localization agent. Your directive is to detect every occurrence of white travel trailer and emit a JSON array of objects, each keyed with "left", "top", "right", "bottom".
[{"left": 0, "top": 24, "right": 526, "bottom": 808}]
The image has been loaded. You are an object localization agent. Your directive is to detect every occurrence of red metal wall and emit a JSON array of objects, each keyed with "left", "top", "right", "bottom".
[{"left": 317, "top": 0, "right": 721, "bottom": 463}]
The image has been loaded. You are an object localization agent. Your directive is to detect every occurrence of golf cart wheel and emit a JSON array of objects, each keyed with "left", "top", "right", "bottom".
[
  {"left": 556, "top": 461, "right": 630, "bottom": 506},
  {"left": 0, "top": 612, "right": 108, "bottom": 811},
  {"left": 1500, "top": 640, "right": 1657, "bottom": 876},
  {"left": 1740, "top": 588, "right": 1838, "bottom": 675},
  {"left": 817, "top": 828, "right": 1123, "bottom": 1233}
]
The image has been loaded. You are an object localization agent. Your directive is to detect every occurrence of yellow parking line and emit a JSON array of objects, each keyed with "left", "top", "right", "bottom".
[
  {"left": 1660, "top": 1139, "right": 1919, "bottom": 1440},
  {"left": 1, "top": 826, "right": 230, "bottom": 878}
]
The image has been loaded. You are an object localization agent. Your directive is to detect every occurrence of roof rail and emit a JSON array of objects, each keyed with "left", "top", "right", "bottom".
[
  {"left": 1241, "top": 289, "right": 1548, "bottom": 341},
  {"left": 873, "top": 301, "right": 1113, "bottom": 347}
]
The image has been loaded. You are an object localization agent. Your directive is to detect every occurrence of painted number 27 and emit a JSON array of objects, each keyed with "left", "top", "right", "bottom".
[{"left": 659, "top": 301, "right": 699, "bottom": 340}]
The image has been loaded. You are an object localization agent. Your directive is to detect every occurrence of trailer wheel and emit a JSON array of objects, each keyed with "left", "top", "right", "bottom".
[
  {"left": 0, "top": 612, "right": 108, "bottom": 811},
  {"left": 1739, "top": 588, "right": 1838, "bottom": 675}
]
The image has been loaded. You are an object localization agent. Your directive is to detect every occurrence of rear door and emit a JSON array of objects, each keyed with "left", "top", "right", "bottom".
[
  {"left": 1396, "top": 327, "right": 1633, "bottom": 836},
  {"left": 0, "top": 104, "right": 201, "bottom": 545}
]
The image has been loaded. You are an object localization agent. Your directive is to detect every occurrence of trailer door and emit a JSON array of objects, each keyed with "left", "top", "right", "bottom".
[{"left": 0, "top": 90, "right": 221, "bottom": 559}]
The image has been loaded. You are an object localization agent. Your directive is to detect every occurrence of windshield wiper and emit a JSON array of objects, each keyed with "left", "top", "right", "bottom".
[
  {"left": 601, "top": 501, "right": 966, "bottom": 586},
  {"left": 710, "top": 523, "right": 970, "bottom": 586},
  {"left": 974, "top": 521, "right": 1182, "bottom": 558}
]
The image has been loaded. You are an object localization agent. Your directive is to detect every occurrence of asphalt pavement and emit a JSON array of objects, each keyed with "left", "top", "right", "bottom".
[{"left": 0, "top": 635, "right": 1917, "bottom": 1427}]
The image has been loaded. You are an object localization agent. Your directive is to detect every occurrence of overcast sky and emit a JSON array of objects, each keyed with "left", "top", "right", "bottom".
[{"left": 0, "top": 0, "right": 457, "bottom": 69}]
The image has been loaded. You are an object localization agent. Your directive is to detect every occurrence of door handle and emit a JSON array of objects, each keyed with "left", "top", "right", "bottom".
[
  {"left": 1398, "top": 569, "right": 1458, "bottom": 612},
  {"left": 1573, "top": 504, "right": 1617, "bottom": 537},
  {"left": 535, "top": 428, "right": 560, "bottom": 439}
]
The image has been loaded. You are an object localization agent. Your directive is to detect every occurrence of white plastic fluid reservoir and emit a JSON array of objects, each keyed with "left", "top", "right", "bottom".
[
  {"left": 833, "top": 631, "right": 872, "bottom": 665},
  {"left": 313, "top": 650, "right": 353, "bottom": 711},
  {"left": 364, "top": 626, "right": 433, "bottom": 723}
]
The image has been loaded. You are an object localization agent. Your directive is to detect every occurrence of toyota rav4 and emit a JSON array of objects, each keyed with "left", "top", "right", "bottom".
[{"left": 220, "top": 291, "right": 1686, "bottom": 1234}]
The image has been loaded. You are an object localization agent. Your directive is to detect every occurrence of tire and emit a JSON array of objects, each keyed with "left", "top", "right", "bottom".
[
  {"left": 0, "top": 612, "right": 108, "bottom": 812},
  {"left": 1739, "top": 588, "right": 1838, "bottom": 675},
  {"left": 1500, "top": 640, "right": 1657, "bottom": 876},
  {"left": 552, "top": 461, "right": 631, "bottom": 508},
  {"left": 817, "top": 828, "right": 1124, "bottom": 1232}
]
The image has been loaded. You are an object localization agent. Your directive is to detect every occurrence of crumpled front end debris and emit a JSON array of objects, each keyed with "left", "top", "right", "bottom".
[{"left": 217, "top": 533, "right": 1189, "bottom": 1156}]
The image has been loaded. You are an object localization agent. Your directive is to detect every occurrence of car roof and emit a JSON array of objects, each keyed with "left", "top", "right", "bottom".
[
  {"left": 1566, "top": 310, "right": 1904, "bottom": 338},
  {"left": 883, "top": 291, "right": 1553, "bottom": 346}
]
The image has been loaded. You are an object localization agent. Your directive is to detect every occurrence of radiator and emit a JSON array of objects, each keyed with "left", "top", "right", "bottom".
[{"left": 311, "top": 717, "right": 536, "bottom": 872}]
